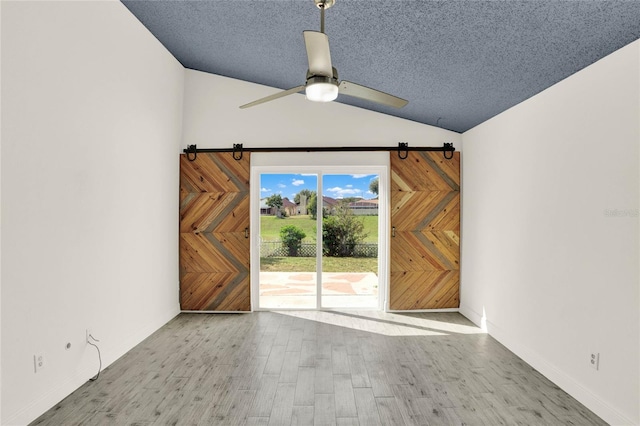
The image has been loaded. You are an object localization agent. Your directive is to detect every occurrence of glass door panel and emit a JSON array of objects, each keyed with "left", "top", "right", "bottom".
[
  {"left": 321, "top": 174, "right": 379, "bottom": 308},
  {"left": 258, "top": 173, "right": 318, "bottom": 309}
]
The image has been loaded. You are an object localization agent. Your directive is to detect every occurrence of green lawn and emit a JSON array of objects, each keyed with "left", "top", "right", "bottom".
[
  {"left": 260, "top": 215, "right": 318, "bottom": 241},
  {"left": 260, "top": 214, "right": 378, "bottom": 243},
  {"left": 260, "top": 256, "right": 378, "bottom": 273}
]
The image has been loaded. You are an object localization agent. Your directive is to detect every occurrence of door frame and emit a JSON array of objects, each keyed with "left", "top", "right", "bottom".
[{"left": 250, "top": 152, "right": 389, "bottom": 311}]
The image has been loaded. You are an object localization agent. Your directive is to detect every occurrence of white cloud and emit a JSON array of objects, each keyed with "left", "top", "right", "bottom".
[
  {"left": 346, "top": 184, "right": 353, "bottom": 188},
  {"left": 351, "top": 174, "right": 371, "bottom": 179},
  {"left": 326, "top": 186, "right": 359, "bottom": 197},
  {"left": 291, "top": 179, "right": 304, "bottom": 186},
  {"left": 277, "top": 183, "right": 286, "bottom": 188},
  {"left": 261, "top": 187, "right": 271, "bottom": 192}
]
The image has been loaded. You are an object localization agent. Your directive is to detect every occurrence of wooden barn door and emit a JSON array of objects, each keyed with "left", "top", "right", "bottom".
[
  {"left": 390, "top": 151, "right": 460, "bottom": 310},
  {"left": 179, "top": 152, "right": 251, "bottom": 311}
]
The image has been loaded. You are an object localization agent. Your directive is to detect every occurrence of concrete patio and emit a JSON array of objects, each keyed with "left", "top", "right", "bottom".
[{"left": 258, "top": 271, "right": 379, "bottom": 309}]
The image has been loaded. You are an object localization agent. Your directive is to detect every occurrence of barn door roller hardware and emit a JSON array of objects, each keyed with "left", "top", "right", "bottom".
[{"left": 183, "top": 142, "right": 455, "bottom": 161}]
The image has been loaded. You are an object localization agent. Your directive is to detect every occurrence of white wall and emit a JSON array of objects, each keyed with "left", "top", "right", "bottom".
[
  {"left": 461, "top": 40, "right": 640, "bottom": 425},
  {"left": 1, "top": 1, "right": 183, "bottom": 424},
  {"left": 0, "top": 1, "right": 3, "bottom": 422},
  {"left": 182, "top": 70, "right": 462, "bottom": 150}
]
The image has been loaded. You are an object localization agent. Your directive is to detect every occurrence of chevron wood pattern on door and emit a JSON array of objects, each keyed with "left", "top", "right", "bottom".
[
  {"left": 180, "top": 153, "right": 251, "bottom": 311},
  {"left": 390, "top": 151, "right": 460, "bottom": 310}
]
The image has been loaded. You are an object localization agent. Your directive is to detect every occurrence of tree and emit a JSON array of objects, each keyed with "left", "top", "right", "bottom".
[
  {"left": 322, "top": 204, "right": 368, "bottom": 257},
  {"left": 308, "top": 194, "right": 328, "bottom": 219},
  {"left": 280, "top": 225, "right": 306, "bottom": 256},
  {"left": 294, "top": 189, "right": 314, "bottom": 205},
  {"left": 266, "top": 194, "right": 283, "bottom": 217},
  {"left": 308, "top": 194, "right": 318, "bottom": 219},
  {"left": 369, "top": 178, "right": 379, "bottom": 195},
  {"left": 338, "top": 197, "right": 361, "bottom": 205}
]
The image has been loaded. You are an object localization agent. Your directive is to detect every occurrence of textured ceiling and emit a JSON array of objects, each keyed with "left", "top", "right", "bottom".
[{"left": 121, "top": 0, "right": 640, "bottom": 133}]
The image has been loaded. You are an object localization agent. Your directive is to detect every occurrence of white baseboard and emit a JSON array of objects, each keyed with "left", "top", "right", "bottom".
[
  {"left": 180, "top": 310, "right": 250, "bottom": 314},
  {"left": 386, "top": 308, "right": 459, "bottom": 313},
  {"left": 458, "top": 303, "right": 485, "bottom": 329},
  {"left": 459, "top": 303, "right": 634, "bottom": 426},
  {"left": 5, "top": 306, "right": 179, "bottom": 426}
]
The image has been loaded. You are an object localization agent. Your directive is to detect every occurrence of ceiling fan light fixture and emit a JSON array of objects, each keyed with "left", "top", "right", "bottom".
[{"left": 305, "top": 76, "right": 339, "bottom": 102}]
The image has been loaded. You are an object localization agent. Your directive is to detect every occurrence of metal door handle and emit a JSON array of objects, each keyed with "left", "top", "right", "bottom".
[
  {"left": 392, "top": 227, "right": 396, "bottom": 237},
  {"left": 245, "top": 227, "right": 249, "bottom": 238}
]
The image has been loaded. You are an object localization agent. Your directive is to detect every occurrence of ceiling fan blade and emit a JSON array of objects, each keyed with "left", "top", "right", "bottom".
[
  {"left": 303, "top": 31, "right": 333, "bottom": 77},
  {"left": 239, "top": 85, "right": 306, "bottom": 109},
  {"left": 338, "top": 81, "right": 408, "bottom": 108}
]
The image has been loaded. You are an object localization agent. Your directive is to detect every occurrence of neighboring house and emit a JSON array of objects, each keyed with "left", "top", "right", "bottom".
[
  {"left": 259, "top": 198, "right": 273, "bottom": 215},
  {"left": 297, "top": 193, "right": 309, "bottom": 215},
  {"left": 321, "top": 196, "right": 338, "bottom": 215},
  {"left": 282, "top": 197, "right": 297, "bottom": 216},
  {"left": 260, "top": 197, "right": 298, "bottom": 216},
  {"left": 348, "top": 198, "right": 379, "bottom": 215}
]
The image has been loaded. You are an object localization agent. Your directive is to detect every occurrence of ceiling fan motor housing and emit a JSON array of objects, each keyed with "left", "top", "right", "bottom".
[{"left": 306, "top": 67, "right": 338, "bottom": 81}]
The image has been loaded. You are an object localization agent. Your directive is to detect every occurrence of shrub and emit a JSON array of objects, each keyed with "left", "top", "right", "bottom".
[
  {"left": 280, "top": 225, "right": 306, "bottom": 256},
  {"left": 322, "top": 205, "right": 368, "bottom": 257}
]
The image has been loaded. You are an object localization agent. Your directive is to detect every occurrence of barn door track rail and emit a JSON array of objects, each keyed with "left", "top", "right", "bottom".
[{"left": 183, "top": 142, "right": 455, "bottom": 162}]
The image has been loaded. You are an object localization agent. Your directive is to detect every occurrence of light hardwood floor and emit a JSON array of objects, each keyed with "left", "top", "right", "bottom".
[{"left": 31, "top": 311, "right": 606, "bottom": 425}]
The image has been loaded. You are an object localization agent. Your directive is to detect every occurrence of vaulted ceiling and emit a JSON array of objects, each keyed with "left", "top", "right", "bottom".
[{"left": 122, "top": 0, "right": 640, "bottom": 133}]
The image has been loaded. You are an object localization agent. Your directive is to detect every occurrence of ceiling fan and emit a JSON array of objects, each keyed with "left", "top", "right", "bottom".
[{"left": 240, "top": 0, "right": 408, "bottom": 109}]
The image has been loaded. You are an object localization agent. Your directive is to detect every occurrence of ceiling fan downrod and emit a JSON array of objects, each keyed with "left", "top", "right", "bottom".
[{"left": 314, "top": 0, "right": 335, "bottom": 34}]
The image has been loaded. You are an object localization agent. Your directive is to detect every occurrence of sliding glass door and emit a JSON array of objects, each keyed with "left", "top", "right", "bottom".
[{"left": 254, "top": 166, "right": 385, "bottom": 310}]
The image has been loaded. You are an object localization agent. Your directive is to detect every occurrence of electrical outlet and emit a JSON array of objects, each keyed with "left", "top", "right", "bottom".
[
  {"left": 86, "top": 329, "right": 92, "bottom": 343},
  {"left": 590, "top": 352, "right": 600, "bottom": 370},
  {"left": 34, "top": 354, "right": 44, "bottom": 373}
]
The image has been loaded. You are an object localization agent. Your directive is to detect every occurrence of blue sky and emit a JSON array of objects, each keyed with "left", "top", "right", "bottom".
[{"left": 260, "top": 173, "right": 378, "bottom": 200}]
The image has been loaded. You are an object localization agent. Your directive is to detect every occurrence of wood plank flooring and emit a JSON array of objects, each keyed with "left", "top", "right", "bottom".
[{"left": 31, "top": 312, "right": 606, "bottom": 425}]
